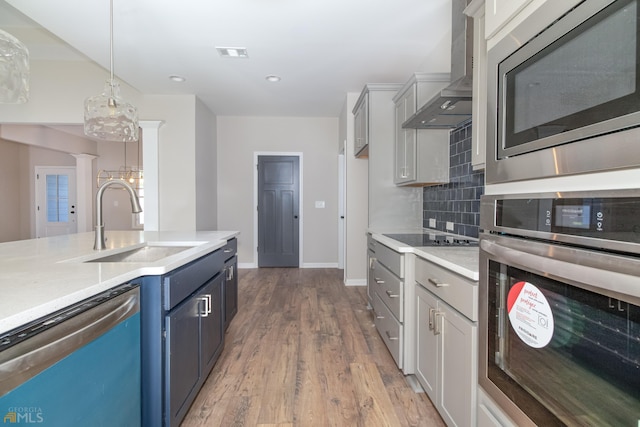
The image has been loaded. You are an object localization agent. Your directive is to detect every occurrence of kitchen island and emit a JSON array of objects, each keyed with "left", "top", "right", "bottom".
[
  {"left": 0, "top": 230, "right": 239, "bottom": 335},
  {"left": 0, "top": 230, "right": 238, "bottom": 427}
]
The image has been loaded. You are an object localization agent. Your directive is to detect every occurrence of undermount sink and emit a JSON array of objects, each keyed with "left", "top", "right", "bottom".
[{"left": 84, "top": 244, "right": 194, "bottom": 263}]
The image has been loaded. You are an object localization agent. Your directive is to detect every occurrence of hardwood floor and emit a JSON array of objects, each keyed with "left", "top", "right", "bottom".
[{"left": 181, "top": 268, "right": 445, "bottom": 427}]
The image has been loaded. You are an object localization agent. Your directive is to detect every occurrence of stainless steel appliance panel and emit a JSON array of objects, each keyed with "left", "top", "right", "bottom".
[
  {"left": 479, "top": 190, "right": 640, "bottom": 425},
  {"left": 485, "top": 0, "right": 640, "bottom": 184}
]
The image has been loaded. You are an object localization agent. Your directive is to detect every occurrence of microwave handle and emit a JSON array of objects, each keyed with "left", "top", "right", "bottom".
[{"left": 480, "top": 237, "right": 640, "bottom": 303}]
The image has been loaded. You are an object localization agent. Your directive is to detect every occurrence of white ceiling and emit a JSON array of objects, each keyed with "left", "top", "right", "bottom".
[{"left": 0, "top": 0, "right": 452, "bottom": 118}]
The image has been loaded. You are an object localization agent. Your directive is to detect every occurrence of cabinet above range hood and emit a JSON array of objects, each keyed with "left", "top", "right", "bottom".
[{"left": 403, "top": 0, "right": 473, "bottom": 129}]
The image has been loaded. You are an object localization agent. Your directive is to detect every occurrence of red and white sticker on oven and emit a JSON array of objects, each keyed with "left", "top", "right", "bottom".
[{"left": 507, "top": 281, "right": 554, "bottom": 348}]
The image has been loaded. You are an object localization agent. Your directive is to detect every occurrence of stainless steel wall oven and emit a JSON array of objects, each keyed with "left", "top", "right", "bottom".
[
  {"left": 486, "top": 0, "right": 640, "bottom": 184},
  {"left": 479, "top": 190, "right": 640, "bottom": 426}
]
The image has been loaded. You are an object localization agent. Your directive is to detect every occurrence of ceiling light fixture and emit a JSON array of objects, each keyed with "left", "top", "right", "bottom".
[
  {"left": 169, "top": 75, "right": 186, "bottom": 82},
  {"left": 216, "top": 47, "right": 248, "bottom": 58},
  {"left": 265, "top": 75, "right": 281, "bottom": 83},
  {"left": 0, "top": 29, "right": 29, "bottom": 103},
  {"left": 84, "top": 0, "right": 139, "bottom": 142}
]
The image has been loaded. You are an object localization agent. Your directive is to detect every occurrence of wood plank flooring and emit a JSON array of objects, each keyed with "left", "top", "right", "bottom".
[{"left": 181, "top": 268, "right": 445, "bottom": 427}]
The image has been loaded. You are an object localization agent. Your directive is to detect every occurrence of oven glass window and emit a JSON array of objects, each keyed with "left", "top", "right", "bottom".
[
  {"left": 487, "top": 260, "right": 640, "bottom": 426},
  {"left": 502, "top": 0, "right": 639, "bottom": 150}
]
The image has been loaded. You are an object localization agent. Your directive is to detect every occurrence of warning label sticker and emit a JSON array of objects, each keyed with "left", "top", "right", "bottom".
[{"left": 507, "top": 281, "right": 554, "bottom": 348}]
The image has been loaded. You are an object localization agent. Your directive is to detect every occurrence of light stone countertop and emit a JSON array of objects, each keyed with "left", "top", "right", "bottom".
[
  {"left": 368, "top": 229, "right": 479, "bottom": 281},
  {"left": 0, "top": 230, "right": 239, "bottom": 335}
]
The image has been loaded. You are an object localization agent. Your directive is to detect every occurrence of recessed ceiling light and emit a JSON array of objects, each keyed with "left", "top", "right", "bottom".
[
  {"left": 216, "top": 47, "right": 249, "bottom": 58},
  {"left": 265, "top": 75, "right": 281, "bottom": 83},
  {"left": 169, "top": 75, "right": 186, "bottom": 82}
]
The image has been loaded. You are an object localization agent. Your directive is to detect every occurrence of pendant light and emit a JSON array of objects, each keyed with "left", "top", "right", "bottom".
[
  {"left": 84, "top": 0, "right": 139, "bottom": 142},
  {"left": 0, "top": 28, "right": 29, "bottom": 103}
]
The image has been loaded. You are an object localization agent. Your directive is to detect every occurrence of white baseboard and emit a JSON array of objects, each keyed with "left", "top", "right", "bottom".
[
  {"left": 344, "top": 279, "right": 366, "bottom": 287},
  {"left": 238, "top": 262, "right": 340, "bottom": 269},
  {"left": 301, "top": 262, "right": 339, "bottom": 268}
]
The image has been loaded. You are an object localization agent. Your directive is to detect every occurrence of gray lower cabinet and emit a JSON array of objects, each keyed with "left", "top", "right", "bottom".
[
  {"left": 415, "top": 256, "right": 478, "bottom": 427},
  {"left": 167, "top": 274, "right": 223, "bottom": 425},
  {"left": 141, "top": 247, "right": 228, "bottom": 427},
  {"left": 367, "top": 235, "right": 405, "bottom": 369},
  {"left": 222, "top": 238, "right": 238, "bottom": 330}
]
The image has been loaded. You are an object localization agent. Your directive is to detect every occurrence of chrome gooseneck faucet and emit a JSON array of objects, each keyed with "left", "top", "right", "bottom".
[{"left": 94, "top": 180, "right": 142, "bottom": 250}]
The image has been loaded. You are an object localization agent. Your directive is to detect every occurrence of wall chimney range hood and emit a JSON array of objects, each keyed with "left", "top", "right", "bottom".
[{"left": 403, "top": 0, "right": 473, "bottom": 129}]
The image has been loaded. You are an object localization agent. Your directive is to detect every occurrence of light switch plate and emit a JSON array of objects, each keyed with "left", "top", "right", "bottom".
[
  {"left": 315, "top": 201, "right": 325, "bottom": 208},
  {"left": 446, "top": 221, "right": 454, "bottom": 231},
  {"left": 429, "top": 218, "right": 436, "bottom": 228}
]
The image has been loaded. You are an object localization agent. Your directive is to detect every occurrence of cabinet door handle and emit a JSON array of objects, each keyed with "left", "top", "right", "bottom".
[
  {"left": 428, "top": 277, "right": 449, "bottom": 287},
  {"left": 199, "top": 294, "right": 212, "bottom": 317},
  {"left": 428, "top": 308, "right": 435, "bottom": 330},
  {"left": 369, "top": 257, "right": 376, "bottom": 268},
  {"left": 433, "top": 311, "right": 443, "bottom": 335},
  {"left": 385, "top": 331, "right": 399, "bottom": 341},
  {"left": 385, "top": 290, "right": 399, "bottom": 298}
]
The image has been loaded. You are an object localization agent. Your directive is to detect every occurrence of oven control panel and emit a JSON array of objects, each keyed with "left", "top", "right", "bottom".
[{"left": 487, "top": 193, "right": 640, "bottom": 245}]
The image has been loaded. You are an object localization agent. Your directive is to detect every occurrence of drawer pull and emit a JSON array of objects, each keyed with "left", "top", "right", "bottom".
[
  {"left": 375, "top": 277, "right": 385, "bottom": 284},
  {"left": 385, "top": 290, "right": 399, "bottom": 298},
  {"left": 433, "top": 311, "right": 444, "bottom": 335},
  {"left": 223, "top": 248, "right": 233, "bottom": 253},
  {"left": 385, "top": 331, "right": 399, "bottom": 341},
  {"left": 428, "top": 308, "right": 435, "bottom": 330},
  {"left": 199, "top": 294, "right": 212, "bottom": 317},
  {"left": 374, "top": 311, "right": 385, "bottom": 320},
  {"left": 428, "top": 277, "right": 449, "bottom": 287}
]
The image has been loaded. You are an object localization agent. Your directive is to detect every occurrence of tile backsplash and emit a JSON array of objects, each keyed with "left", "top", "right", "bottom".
[{"left": 422, "top": 119, "right": 484, "bottom": 238}]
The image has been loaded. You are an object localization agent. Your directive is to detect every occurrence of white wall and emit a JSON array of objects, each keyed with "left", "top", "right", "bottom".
[
  {"left": 0, "top": 139, "right": 23, "bottom": 242},
  {"left": 139, "top": 94, "right": 197, "bottom": 231},
  {"left": 195, "top": 97, "right": 218, "bottom": 230},
  {"left": 0, "top": 60, "right": 143, "bottom": 125},
  {"left": 216, "top": 116, "right": 339, "bottom": 268},
  {"left": 340, "top": 93, "right": 369, "bottom": 285}
]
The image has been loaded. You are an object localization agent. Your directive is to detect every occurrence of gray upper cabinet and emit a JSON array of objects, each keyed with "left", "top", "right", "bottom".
[
  {"left": 466, "top": 0, "right": 487, "bottom": 171},
  {"left": 353, "top": 92, "right": 369, "bottom": 157},
  {"left": 394, "top": 73, "right": 452, "bottom": 186}
]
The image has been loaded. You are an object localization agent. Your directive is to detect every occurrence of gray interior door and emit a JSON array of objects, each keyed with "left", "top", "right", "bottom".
[{"left": 257, "top": 155, "right": 300, "bottom": 267}]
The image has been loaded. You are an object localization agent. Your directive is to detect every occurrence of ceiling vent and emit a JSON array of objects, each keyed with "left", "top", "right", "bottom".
[{"left": 216, "top": 47, "right": 249, "bottom": 58}]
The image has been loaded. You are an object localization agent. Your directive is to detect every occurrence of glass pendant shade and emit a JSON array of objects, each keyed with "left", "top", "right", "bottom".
[
  {"left": 0, "top": 29, "right": 29, "bottom": 104},
  {"left": 84, "top": 79, "right": 139, "bottom": 142}
]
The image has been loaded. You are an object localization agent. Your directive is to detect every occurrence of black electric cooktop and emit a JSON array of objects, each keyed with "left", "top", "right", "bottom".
[{"left": 383, "top": 233, "right": 478, "bottom": 247}]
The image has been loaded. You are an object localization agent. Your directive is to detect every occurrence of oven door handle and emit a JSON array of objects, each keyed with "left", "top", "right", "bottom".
[{"left": 481, "top": 237, "right": 640, "bottom": 301}]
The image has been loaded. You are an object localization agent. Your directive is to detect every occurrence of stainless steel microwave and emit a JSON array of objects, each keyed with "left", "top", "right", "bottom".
[{"left": 486, "top": 0, "right": 640, "bottom": 184}]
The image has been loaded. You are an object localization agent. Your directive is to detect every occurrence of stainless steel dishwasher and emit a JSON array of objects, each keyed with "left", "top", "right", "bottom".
[{"left": 0, "top": 283, "right": 141, "bottom": 426}]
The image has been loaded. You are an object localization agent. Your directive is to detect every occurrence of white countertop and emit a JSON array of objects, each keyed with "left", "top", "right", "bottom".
[
  {"left": 369, "top": 229, "right": 479, "bottom": 281},
  {"left": 0, "top": 230, "right": 239, "bottom": 335}
]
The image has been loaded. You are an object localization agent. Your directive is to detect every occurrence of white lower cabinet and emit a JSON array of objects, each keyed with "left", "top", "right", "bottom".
[
  {"left": 415, "top": 256, "right": 478, "bottom": 427},
  {"left": 477, "top": 388, "right": 517, "bottom": 427}
]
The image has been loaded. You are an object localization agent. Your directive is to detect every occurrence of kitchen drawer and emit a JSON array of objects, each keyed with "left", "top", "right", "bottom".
[
  {"left": 415, "top": 256, "right": 478, "bottom": 321},
  {"left": 367, "top": 233, "right": 376, "bottom": 252},
  {"left": 375, "top": 241, "right": 404, "bottom": 278},
  {"left": 371, "top": 260, "right": 403, "bottom": 321},
  {"left": 372, "top": 291, "right": 403, "bottom": 367},
  {"left": 221, "top": 238, "right": 237, "bottom": 260},
  {"left": 163, "top": 249, "right": 225, "bottom": 310}
]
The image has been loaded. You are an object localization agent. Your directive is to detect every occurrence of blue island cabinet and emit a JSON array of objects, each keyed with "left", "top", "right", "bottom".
[{"left": 140, "top": 246, "right": 227, "bottom": 427}]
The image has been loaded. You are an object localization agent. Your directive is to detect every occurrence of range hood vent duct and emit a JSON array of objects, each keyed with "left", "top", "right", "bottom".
[{"left": 403, "top": 0, "right": 473, "bottom": 129}]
